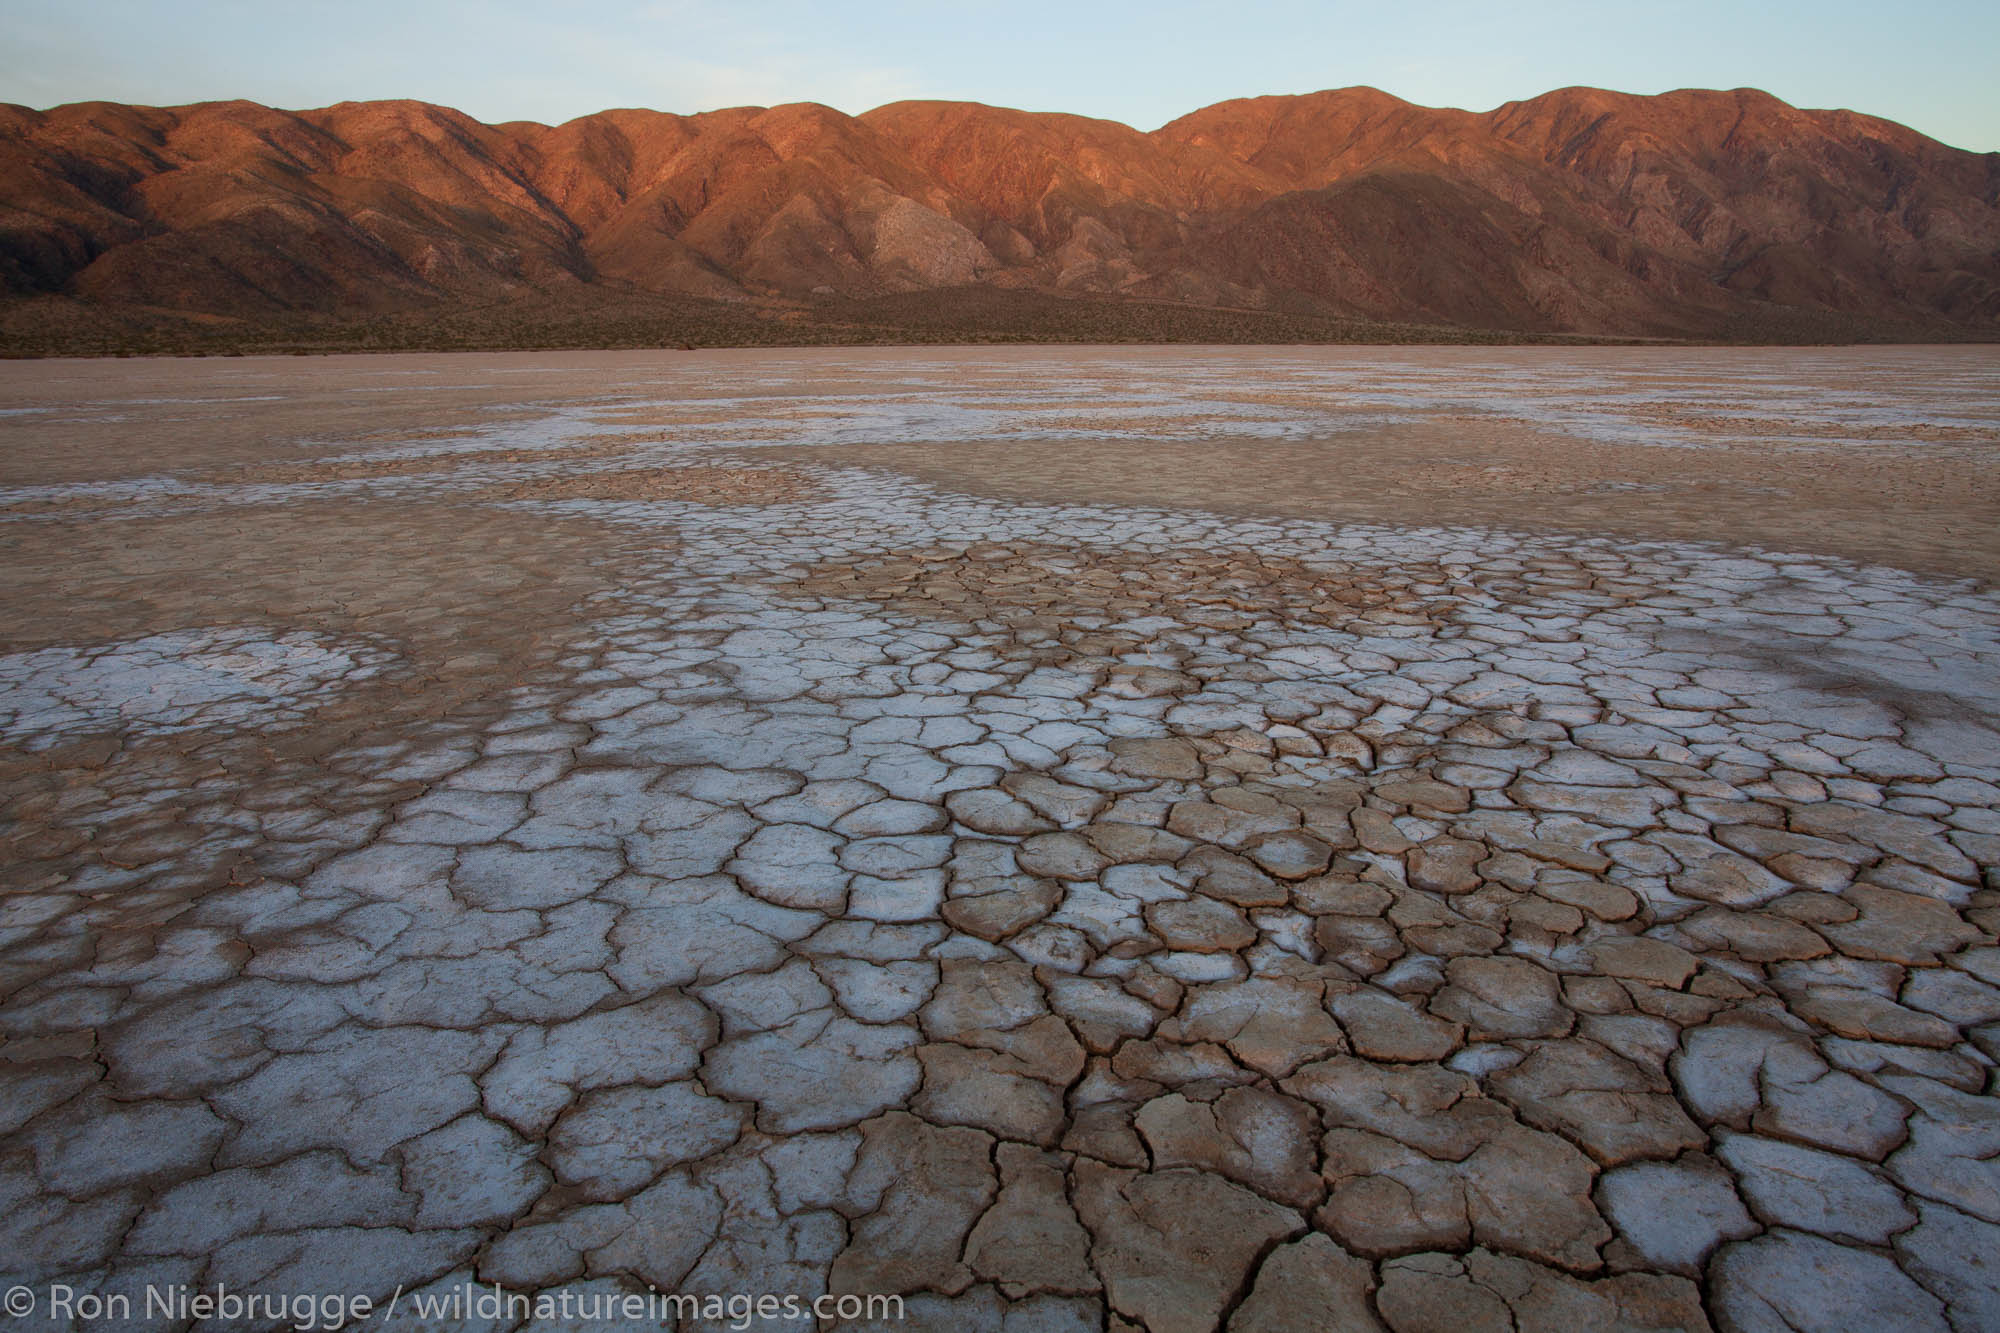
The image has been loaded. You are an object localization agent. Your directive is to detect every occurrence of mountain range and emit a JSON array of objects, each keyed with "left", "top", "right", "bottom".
[{"left": 3, "top": 85, "right": 1998, "bottom": 349}]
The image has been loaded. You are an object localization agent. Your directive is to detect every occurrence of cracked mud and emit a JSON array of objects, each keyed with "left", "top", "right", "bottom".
[{"left": 2, "top": 347, "right": 1998, "bottom": 1332}]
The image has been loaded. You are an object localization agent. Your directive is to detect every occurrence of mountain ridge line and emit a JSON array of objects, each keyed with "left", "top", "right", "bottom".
[{"left": 4, "top": 84, "right": 1997, "bottom": 351}]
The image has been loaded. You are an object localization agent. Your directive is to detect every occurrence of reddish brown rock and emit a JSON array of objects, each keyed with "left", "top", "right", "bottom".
[{"left": 5, "top": 88, "right": 1995, "bottom": 342}]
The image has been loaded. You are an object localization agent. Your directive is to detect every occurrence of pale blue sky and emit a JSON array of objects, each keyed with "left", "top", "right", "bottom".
[{"left": 4, "top": 0, "right": 1997, "bottom": 151}]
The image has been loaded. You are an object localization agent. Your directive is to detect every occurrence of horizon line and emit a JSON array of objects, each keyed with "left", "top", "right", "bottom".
[{"left": 6, "top": 82, "right": 1980, "bottom": 149}]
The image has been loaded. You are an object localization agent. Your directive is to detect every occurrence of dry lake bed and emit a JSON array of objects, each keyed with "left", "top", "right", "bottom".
[{"left": 2, "top": 345, "right": 1999, "bottom": 1332}]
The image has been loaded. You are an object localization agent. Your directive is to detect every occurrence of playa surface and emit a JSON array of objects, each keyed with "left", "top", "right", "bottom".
[{"left": 2, "top": 345, "right": 1998, "bottom": 1331}]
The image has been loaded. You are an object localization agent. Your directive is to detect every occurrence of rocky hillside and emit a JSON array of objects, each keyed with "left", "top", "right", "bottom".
[{"left": 3, "top": 86, "right": 1997, "bottom": 344}]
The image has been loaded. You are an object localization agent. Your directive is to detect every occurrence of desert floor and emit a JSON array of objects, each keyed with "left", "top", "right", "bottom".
[{"left": 2, "top": 345, "right": 1998, "bottom": 1331}]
